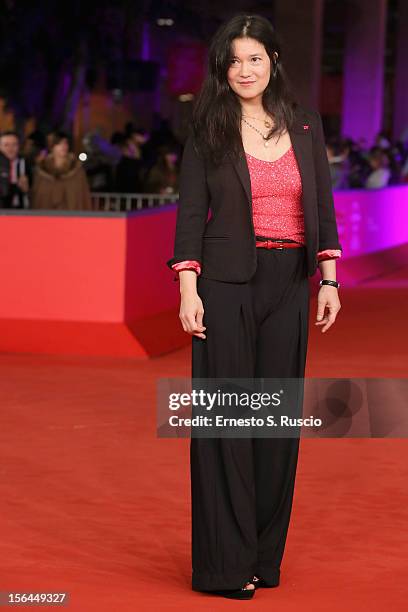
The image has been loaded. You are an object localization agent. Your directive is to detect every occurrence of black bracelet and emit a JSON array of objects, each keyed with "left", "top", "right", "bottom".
[{"left": 320, "top": 279, "right": 340, "bottom": 289}]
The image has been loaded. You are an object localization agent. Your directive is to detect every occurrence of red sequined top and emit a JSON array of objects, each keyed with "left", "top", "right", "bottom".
[{"left": 171, "top": 146, "right": 341, "bottom": 278}]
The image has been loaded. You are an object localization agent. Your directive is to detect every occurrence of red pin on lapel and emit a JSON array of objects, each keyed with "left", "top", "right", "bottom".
[{"left": 303, "top": 124, "right": 309, "bottom": 130}]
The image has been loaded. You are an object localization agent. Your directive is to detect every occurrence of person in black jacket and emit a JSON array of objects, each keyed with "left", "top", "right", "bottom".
[
  {"left": 0, "top": 131, "right": 31, "bottom": 208},
  {"left": 166, "top": 14, "right": 342, "bottom": 600},
  {"left": 114, "top": 128, "right": 148, "bottom": 193}
]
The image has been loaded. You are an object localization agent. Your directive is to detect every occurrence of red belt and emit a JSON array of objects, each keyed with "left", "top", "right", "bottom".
[{"left": 256, "top": 239, "right": 304, "bottom": 250}]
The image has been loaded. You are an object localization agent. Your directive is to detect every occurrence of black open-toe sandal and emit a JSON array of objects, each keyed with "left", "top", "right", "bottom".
[
  {"left": 210, "top": 581, "right": 256, "bottom": 599},
  {"left": 251, "top": 574, "right": 280, "bottom": 589}
]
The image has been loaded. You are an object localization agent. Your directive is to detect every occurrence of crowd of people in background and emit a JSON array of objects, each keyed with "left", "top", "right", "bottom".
[
  {"left": 1, "top": 117, "right": 408, "bottom": 211},
  {"left": 0, "top": 129, "right": 92, "bottom": 210},
  {"left": 84, "top": 119, "right": 181, "bottom": 197},
  {"left": 326, "top": 130, "right": 408, "bottom": 189},
  {"left": 0, "top": 118, "right": 182, "bottom": 210}
]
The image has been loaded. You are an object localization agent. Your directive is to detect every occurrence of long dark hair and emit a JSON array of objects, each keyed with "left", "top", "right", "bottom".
[{"left": 192, "top": 13, "right": 299, "bottom": 164}]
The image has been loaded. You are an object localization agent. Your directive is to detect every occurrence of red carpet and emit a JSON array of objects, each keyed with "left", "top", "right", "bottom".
[{"left": 0, "top": 264, "right": 407, "bottom": 610}]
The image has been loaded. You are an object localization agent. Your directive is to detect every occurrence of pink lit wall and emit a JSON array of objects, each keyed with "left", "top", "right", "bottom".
[{"left": 334, "top": 185, "right": 408, "bottom": 258}]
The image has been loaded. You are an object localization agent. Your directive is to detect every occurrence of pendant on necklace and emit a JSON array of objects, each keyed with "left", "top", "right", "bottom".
[{"left": 264, "top": 140, "right": 269, "bottom": 148}]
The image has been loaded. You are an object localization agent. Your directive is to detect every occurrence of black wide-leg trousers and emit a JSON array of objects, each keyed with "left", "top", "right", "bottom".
[{"left": 190, "top": 246, "right": 310, "bottom": 591}]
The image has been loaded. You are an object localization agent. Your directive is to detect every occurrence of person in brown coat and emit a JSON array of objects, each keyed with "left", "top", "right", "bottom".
[
  {"left": 143, "top": 145, "right": 180, "bottom": 194},
  {"left": 31, "top": 131, "right": 92, "bottom": 210}
]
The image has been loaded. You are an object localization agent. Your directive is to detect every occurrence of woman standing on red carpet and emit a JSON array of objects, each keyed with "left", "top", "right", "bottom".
[{"left": 167, "top": 13, "right": 342, "bottom": 600}]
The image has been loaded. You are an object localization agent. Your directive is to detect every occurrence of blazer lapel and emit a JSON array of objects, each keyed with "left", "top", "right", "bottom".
[
  {"left": 233, "top": 144, "right": 252, "bottom": 207},
  {"left": 289, "top": 115, "right": 318, "bottom": 235},
  {"left": 288, "top": 115, "right": 313, "bottom": 201}
]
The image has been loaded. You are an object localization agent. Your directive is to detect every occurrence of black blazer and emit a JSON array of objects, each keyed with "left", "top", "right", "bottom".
[{"left": 166, "top": 104, "right": 342, "bottom": 282}]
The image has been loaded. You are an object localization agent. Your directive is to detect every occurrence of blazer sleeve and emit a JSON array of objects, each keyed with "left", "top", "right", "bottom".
[
  {"left": 166, "top": 134, "right": 210, "bottom": 270},
  {"left": 312, "top": 110, "right": 343, "bottom": 253}
]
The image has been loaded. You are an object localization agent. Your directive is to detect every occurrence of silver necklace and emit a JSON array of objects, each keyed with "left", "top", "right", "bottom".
[{"left": 242, "top": 116, "right": 273, "bottom": 148}]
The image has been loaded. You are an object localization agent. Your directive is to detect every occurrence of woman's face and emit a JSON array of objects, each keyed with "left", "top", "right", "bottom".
[
  {"left": 53, "top": 138, "right": 69, "bottom": 157},
  {"left": 227, "top": 37, "right": 272, "bottom": 102}
]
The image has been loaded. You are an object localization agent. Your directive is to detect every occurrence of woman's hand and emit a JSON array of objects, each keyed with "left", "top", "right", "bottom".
[
  {"left": 315, "top": 286, "right": 341, "bottom": 333},
  {"left": 179, "top": 290, "right": 206, "bottom": 339}
]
